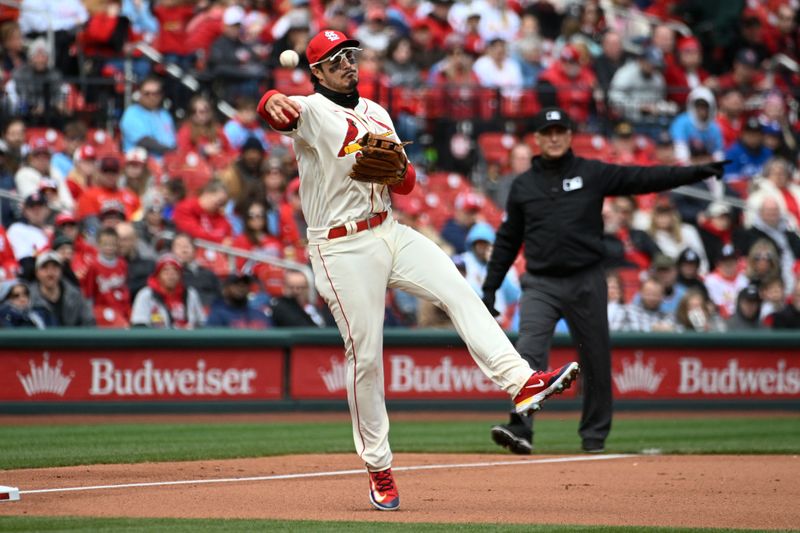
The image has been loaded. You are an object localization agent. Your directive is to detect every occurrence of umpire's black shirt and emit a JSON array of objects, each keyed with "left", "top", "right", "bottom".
[{"left": 483, "top": 149, "right": 707, "bottom": 290}]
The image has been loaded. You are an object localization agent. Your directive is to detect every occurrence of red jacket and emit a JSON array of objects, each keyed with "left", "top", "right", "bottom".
[
  {"left": 173, "top": 197, "right": 232, "bottom": 243},
  {"left": 664, "top": 64, "right": 710, "bottom": 107},
  {"left": 176, "top": 124, "right": 234, "bottom": 159},
  {"left": 76, "top": 186, "right": 141, "bottom": 221},
  {"left": 81, "top": 12, "right": 139, "bottom": 58},
  {"left": 537, "top": 62, "right": 597, "bottom": 124},
  {"left": 0, "top": 226, "right": 17, "bottom": 280},
  {"left": 153, "top": 4, "right": 195, "bottom": 55}
]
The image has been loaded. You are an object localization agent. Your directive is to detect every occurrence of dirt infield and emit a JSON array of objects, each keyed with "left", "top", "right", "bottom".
[{"left": 1, "top": 453, "right": 798, "bottom": 529}]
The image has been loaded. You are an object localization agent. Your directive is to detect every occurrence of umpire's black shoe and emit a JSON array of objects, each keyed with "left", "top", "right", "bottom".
[
  {"left": 490, "top": 424, "right": 532, "bottom": 455},
  {"left": 581, "top": 439, "right": 606, "bottom": 453}
]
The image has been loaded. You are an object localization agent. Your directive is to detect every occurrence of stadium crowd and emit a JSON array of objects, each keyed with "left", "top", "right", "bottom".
[{"left": 0, "top": 0, "right": 799, "bottom": 331}]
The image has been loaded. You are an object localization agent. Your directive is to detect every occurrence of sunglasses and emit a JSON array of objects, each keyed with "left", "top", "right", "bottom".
[
  {"left": 9, "top": 290, "right": 28, "bottom": 299},
  {"left": 141, "top": 89, "right": 162, "bottom": 96},
  {"left": 312, "top": 47, "right": 362, "bottom": 70}
]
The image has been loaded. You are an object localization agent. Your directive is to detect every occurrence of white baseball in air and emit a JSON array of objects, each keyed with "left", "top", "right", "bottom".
[{"left": 280, "top": 49, "right": 300, "bottom": 68}]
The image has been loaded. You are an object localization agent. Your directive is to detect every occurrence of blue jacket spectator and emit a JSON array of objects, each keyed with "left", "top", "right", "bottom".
[
  {"left": 120, "top": 77, "right": 177, "bottom": 155},
  {"left": 206, "top": 273, "right": 271, "bottom": 329},
  {"left": 723, "top": 117, "right": 772, "bottom": 183},
  {"left": 669, "top": 87, "right": 724, "bottom": 164}
]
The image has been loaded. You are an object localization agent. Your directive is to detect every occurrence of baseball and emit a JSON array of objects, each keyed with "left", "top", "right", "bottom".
[{"left": 280, "top": 49, "right": 300, "bottom": 68}]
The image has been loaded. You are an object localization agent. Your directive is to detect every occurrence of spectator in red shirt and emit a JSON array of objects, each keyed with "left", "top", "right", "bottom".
[
  {"left": 664, "top": 36, "right": 712, "bottom": 107},
  {"left": 536, "top": 44, "right": 600, "bottom": 126},
  {"left": 76, "top": 155, "right": 141, "bottom": 223},
  {"left": 152, "top": 0, "right": 195, "bottom": 64},
  {"left": 232, "top": 199, "right": 284, "bottom": 296},
  {"left": 176, "top": 95, "right": 234, "bottom": 161},
  {"left": 65, "top": 144, "right": 98, "bottom": 201},
  {"left": 0, "top": 225, "right": 17, "bottom": 281},
  {"left": 53, "top": 211, "right": 96, "bottom": 282},
  {"left": 81, "top": 227, "right": 130, "bottom": 327},
  {"left": 172, "top": 179, "right": 233, "bottom": 244}
]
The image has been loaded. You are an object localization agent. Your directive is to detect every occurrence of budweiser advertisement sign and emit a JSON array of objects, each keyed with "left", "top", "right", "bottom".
[
  {"left": 0, "top": 350, "right": 283, "bottom": 401},
  {"left": 293, "top": 346, "right": 800, "bottom": 400}
]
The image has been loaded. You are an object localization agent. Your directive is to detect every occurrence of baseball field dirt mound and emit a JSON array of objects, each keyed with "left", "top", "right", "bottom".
[{"left": 1, "top": 453, "right": 797, "bottom": 529}]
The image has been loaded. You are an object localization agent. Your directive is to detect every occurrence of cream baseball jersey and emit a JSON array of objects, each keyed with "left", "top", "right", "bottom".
[{"left": 279, "top": 93, "right": 400, "bottom": 229}]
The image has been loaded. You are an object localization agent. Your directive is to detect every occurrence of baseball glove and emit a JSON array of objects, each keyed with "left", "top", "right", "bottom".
[{"left": 349, "top": 133, "right": 411, "bottom": 186}]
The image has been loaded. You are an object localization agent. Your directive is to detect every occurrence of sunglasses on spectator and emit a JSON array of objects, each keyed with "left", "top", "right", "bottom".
[
  {"left": 311, "top": 47, "right": 362, "bottom": 70},
  {"left": 141, "top": 89, "right": 162, "bottom": 96},
  {"left": 9, "top": 289, "right": 28, "bottom": 299}
]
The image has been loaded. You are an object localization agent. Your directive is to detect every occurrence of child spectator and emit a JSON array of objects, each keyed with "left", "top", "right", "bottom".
[
  {"left": 674, "top": 288, "right": 726, "bottom": 332},
  {"left": 76, "top": 155, "right": 141, "bottom": 222},
  {"left": 81, "top": 227, "right": 130, "bottom": 327},
  {"left": 759, "top": 275, "right": 786, "bottom": 324},
  {"left": 704, "top": 244, "right": 749, "bottom": 319},
  {"left": 131, "top": 253, "right": 205, "bottom": 329}
]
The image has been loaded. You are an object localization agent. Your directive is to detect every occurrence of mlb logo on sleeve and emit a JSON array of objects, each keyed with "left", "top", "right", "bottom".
[{"left": 563, "top": 176, "right": 583, "bottom": 192}]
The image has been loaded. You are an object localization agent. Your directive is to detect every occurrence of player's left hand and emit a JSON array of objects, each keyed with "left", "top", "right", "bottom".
[
  {"left": 482, "top": 292, "right": 500, "bottom": 317},
  {"left": 695, "top": 159, "right": 731, "bottom": 180}
]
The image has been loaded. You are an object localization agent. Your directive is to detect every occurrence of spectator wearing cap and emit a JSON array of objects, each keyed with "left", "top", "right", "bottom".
[
  {"left": 120, "top": 76, "right": 177, "bottom": 156},
  {"left": 640, "top": 253, "right": 686, "bottom": 314},
  {"left": 173, "top": 180, "right": 233, "bottom": 245},
  {"left": 482, "top": 105, "right": 729, "bottom": 455},
  {"left": 704, "top": 243, "right": 749, "bottom": 318},
  {"left": 622, "top": 277, "right": 675, "bottom": 332},
  {"left": 219, "top": 136, "right": 266, "bottom": 207},
  {"left": 663, "top": 36, "right": 713, "bottom": 107},
  {"left": 608, "top": 45, "right": 673, "bottom": 129},
  {"left": 170, "top": 232, "right": 222, "bottom": 309},
  {"left": 669, "top": 87, "right": 724, "bottom": 166},
  {"left": 176, "top": 95, "right": 234, "bottom": 162},
  {"left": 76, "top": 154, "right": 141, "bottom": 223},
  {"left": 80, "top": 227, "right": 130, "bottom": 328},
  {"left": 52, "top": 211, "right": 97, "bottom": 281},
  {"left": 769, "top": 276, "right": 800, "bottom": 329},
  {"left": 472, "top": 38, "right": 524, "bottom": 96},
  {"left": 675, "top": 247, "right": 709, "bottom": 298},
  {"left": 206, "top": 272, "right": 271, "bottom": 329},
  {"left": 726, "top": 283, "right": 764, "bottom": 330},
  {"left": 208, "top": 5, "right": 267, "bottom": 101},
  {"left": 716, "top": 89, "right": 745, "bottom": 149},
  {"left": 725, "top": 12, "right": 771, "bottom": 69},
  {"left": 28, "top": 250, "right": 94, "bottom": 326},
  {"left": 15, "top": 137, "right": 75, "bottom": 212},
  {"left": 723, "top": 116, "right": 772, "bottom": 184},
  {"left": 745, "top": 158, "right": 800, "bottom": 229},
  {"left": 131, "top": 253, "right": 205, "bottom": 329},
  {"left": 120, "top": 147, "right": 153, "bottom": 211},
  {"left": 717, "top": 48, "right": 768, "bottom": 105},
  {"left": 6, "top": 37, "right": 66, "bottom": 126},
  {"left": 647, "top": 195, "right": 709, "bottom": 273},
  {"left": 65, "top": 144, "right": 98, "bottom": 201},
  {"left": 7, "top": 193, "right": 50, "bottom": 262},
  {"left": 0, "top": 224, "right": 17, "bottom": 281},
  {"left": 50, "top": 233, "right": 79, "bottom": 288},
  {"left": 440, "top": 191, "right": 484, "bottom": 254},
  {"left": 697, "top": 201, "right": 737, "bottom": 269},
  {"left": 536, "top": 44, "right": 600, "bottom": 126},
  {"left": 222, "top": 97, "right": 271, "bottom": 152},
  {"left": 606, "top": 121, "right": 655, "bottom": 166},
  {"left": 0, "top": 278, "right": 50, "bottom": 328},
  {"left": 458, "top": 221, "right": 520, "bottom": 331},
  {"left": 735, "top": 197, "right": 800, "bottom": 293}
]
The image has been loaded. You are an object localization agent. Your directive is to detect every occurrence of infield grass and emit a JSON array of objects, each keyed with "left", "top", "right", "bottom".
[
  {"left": 1, "top": 415, "right": 798, "bottom": 470},
  {"left": 0, "top": 516, "right": 784, "bottom": 532}
]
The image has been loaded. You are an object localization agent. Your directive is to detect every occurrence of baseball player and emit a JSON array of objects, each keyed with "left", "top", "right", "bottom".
[{"left": 258, "top": 29, "right": 580, "bottom": 511}]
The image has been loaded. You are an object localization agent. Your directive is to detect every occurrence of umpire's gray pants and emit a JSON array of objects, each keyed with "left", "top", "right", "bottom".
[{"left": 516, "top": 264, "right": 613, "bottom": 443}]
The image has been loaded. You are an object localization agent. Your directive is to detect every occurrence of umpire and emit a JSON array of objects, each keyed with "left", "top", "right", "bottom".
[{"left": 482, "top": 107, "right": 727, "bottom": 454}]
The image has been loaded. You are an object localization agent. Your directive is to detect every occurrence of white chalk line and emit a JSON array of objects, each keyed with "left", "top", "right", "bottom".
[{"left": 18, "top": 454, "right": 632, "bottom": 496}]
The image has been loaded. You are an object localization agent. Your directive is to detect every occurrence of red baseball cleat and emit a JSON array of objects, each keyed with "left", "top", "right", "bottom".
[
  {"left": 514, "top": 362, "right": 580, "bottom": 414},
  {"left": 368, "top": 468, "right": 400, "bottom": 511}
]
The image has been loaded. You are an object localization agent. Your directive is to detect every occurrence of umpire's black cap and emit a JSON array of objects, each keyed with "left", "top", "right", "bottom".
[{"left": 532, "top": 107, "right": 574, "bottom": 132}]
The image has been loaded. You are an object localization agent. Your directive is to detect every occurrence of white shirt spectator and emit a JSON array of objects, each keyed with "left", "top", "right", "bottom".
[
  {"left": 705, "top": 270, "right": 749, "bottom": 318},
  {"left": 19, "top": 0, "right": 88, "bottom": 34},
  {"left": 7, "top": 220, "right": 48, "bottom": 260},
  {"left": 472, "top": 54, "right": 523, "bottom": 95}
]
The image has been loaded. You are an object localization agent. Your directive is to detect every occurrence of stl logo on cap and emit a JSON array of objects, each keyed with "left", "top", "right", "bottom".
[
  {"left": 546, "top": 110, "right": 561, "bottom": 121},
  {"left": 324, "top": 30, "right": 340, "bottom": 42}
]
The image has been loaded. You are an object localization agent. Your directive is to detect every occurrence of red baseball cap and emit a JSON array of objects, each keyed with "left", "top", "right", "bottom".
[
  {"left": 677, "top": 36, "right": 700, "bottom": 52},
  {"left": 75, "top": 144, "right": 97, "bottom": 161},
  {"left": 55, "top": 212, "right": 77, "bottom": 225},
  {"left": 306, "top": 30, "right": 360, "bottom": 66}
]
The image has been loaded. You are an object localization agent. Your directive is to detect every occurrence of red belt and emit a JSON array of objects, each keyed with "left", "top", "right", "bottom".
[{"left": 327, "top": 211, "right": 387, "bottom": 239}]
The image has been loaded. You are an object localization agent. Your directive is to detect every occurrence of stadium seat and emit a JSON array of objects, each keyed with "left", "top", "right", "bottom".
[
  {"left": 194, "top": 246, "right": 232, "bottom": 278},
  {"left": 477, "top": 132, "right": 518, "bottom": 171},
  {"left": 500, "top": 90, "right": 540, "bottom": 119},
  {"left": 272, "top": 67, "right": 313, "bottom": 96},
  {"left": 26, "top": 127, "right": 64, "bottom": 153},
  {"left": 163, "top": 151, "right": 213, "bottom": 196}
]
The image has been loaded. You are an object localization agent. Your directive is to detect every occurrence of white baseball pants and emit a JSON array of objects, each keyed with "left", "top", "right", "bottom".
[{"left": 308, "top": 217, "right": 533, "bottom": 470}]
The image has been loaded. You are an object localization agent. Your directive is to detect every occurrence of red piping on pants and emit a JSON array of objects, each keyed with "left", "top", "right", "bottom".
[{"left": 316, "top": 244, "right": 366, "bottom": 458}]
